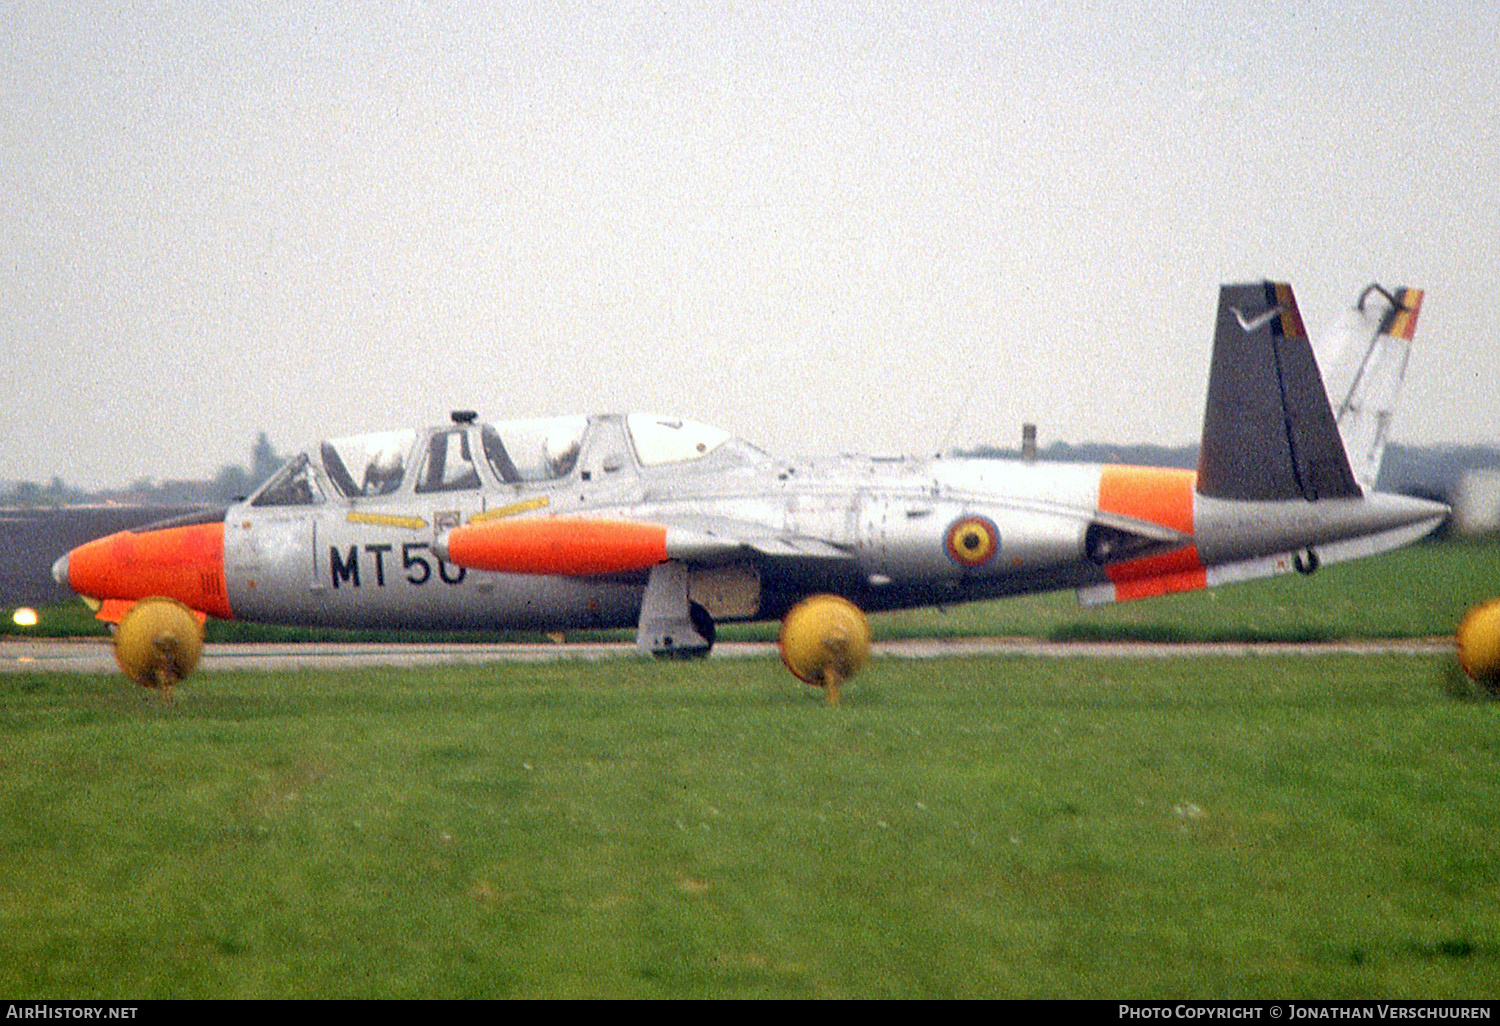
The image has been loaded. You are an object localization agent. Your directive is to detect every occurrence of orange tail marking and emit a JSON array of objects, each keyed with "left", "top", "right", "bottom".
[{"left": 1097, "top": 465, "right": 1206, "bottom": 599}]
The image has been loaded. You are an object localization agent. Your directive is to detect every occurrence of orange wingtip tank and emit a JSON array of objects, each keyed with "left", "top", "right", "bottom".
[{"left": 444, "top": 517, "right": 671, "bottom": 576}]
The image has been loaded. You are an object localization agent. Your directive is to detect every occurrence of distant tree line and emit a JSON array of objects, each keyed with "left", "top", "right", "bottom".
[
  {"left": 1, "top": 433, "right": 284, "bottom": 508},
  {"left": 952, "top": 440, "right": 1500, "bottom": 499}
]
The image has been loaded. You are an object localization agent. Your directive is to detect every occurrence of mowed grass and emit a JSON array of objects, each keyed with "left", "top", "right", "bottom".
[{"left": 3, "top": 655, "right": 1500, "bottom": 998}]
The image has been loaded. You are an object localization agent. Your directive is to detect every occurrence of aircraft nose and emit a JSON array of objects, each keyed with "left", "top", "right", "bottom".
[
  {"left": 51, "top": 554, "right": 70, "bottom": 588},
  {"left": 61, "top": 523, "right": 234, "bottom": 619}
]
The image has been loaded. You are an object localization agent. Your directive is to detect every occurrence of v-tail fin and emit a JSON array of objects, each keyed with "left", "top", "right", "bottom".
[
  {"left": 1196, "top": 281, "right": 1362, "bottom": 502},
  {"left": 1326, "top": 284, "right": 1424, "bottom": 491}
]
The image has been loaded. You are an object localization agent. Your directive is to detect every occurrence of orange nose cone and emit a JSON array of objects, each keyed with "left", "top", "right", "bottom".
[
  {"left": 446, "top": 518, "right": 670, "bottom": 576},
  {"left": 65, "top": 522, "right": 232, "bottom": 620}
]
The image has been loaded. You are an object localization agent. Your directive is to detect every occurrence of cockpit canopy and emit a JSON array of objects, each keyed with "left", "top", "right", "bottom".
[
  {"left": 624, "top": 414, "right": 733, "bottom": 467},
  {"left": 320, "top": 430, "right": 417, "bottom": 498},
  {"left": 249, "top": 413, "right": 764, "bottom": 507}
]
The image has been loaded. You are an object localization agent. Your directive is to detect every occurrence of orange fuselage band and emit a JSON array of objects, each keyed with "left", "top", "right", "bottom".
[{"left": 1097, "top": 465, "right": 1206, "bottom": 600}]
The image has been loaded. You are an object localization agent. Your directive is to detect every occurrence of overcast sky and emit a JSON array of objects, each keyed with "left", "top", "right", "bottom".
[{"left": 3, "top": 1, "right": 1496, "bottom": 489}]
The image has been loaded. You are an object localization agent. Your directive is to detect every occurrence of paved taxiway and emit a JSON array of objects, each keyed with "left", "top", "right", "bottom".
[{"left": 0, "top": 637, "right": 1455, "bottom": 675}]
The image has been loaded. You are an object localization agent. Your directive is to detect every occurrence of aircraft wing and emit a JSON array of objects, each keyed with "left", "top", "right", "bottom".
[
  {"left": 436, "top": 513, "right": 856, "bottom": 578},
  {"left": 645, "top": 512, "right": 854, "bottom": 561}
]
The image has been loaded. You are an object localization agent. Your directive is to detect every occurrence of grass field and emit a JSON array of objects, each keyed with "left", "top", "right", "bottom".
[{"left": 4, "top": 653, "right": 1500, "bottom": 998}]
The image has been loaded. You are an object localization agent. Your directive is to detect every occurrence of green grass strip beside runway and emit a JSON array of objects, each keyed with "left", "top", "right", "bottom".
[{"left": 2, "top": 654, "right": 1499, "bottom": 998}]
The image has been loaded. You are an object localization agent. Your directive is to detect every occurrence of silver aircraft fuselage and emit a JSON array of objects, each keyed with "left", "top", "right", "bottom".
[{"left": 57, "top": 410, "right": 1445, "bottom": 637}]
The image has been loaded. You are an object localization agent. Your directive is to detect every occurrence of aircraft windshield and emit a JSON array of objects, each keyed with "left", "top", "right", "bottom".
[
  {"left": 251, "top": 453, "right": 323, "bottom": 507},
  {"left": 320, "top": 430, "right": 417, "bottom": 498},
  {"left": 482, "top": 415, "right": 587, "bottom": 483},
  {"left": 627, "top": 414, "right": 732, "bottom": 466}
]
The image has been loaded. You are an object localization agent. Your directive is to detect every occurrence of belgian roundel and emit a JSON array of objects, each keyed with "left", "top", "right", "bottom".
[{"left": 945, "top": 516, "right": 999, "bottom": 568}]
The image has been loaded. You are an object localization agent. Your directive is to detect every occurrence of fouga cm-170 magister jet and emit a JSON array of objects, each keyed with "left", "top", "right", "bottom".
[{"left": 53, "top": 280, "right": 1446, "bottom": 700}]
